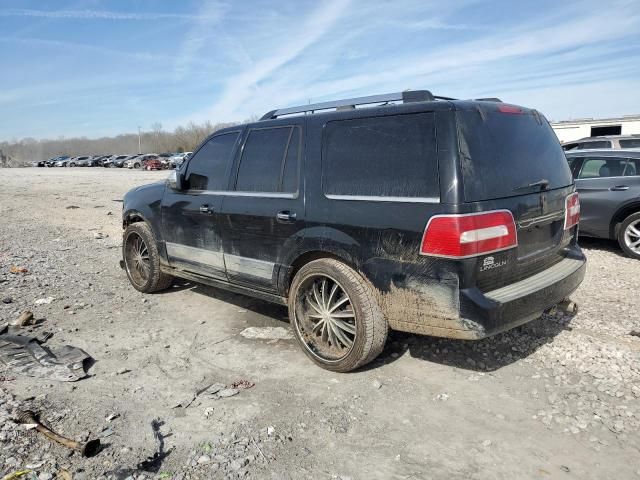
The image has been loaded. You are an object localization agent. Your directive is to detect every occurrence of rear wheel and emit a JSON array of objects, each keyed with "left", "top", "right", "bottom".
[
  {"left": 122, "top": 222, "right": 173, "bottom": 292},
  {"left": 618, "top": 212, "right": 640, "bottom": 260},
  {"left": 134, "top": 163, "right": 140, "bottom": 169},
  {"left": 288, "top": 259, "right": 388, "bottom": 372}
]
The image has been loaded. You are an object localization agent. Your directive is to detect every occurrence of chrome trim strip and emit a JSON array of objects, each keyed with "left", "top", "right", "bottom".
[
  {"left": 186, "top": 190, "right": 298, "bottom": 199},
  {"left": 517, "top": 211, "right": 565, "bottom": 228},
  {"left": 166, "top": 242, "right": 225, "bottom": 270},
  {"left": 224, "top": 254, "right": 274, "bottom": 280},
  {"left": 325, "top": 194, "right": 440, "bottom": 203},
  {"left": 486, "top": 258, "right": 584, "bottom": 303}
]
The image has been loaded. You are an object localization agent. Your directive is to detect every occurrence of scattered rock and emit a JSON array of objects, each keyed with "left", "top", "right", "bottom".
[
  {"left": 371, "top": 379, "right": 382, "bottom": 389},
  {"left": 239, "top": 326, "right": 292, "bottom": 340},
  {"left": 2, "top": 297, "right": 13, "bottom": 304},
  {"left": 11, "top": 311, "right": 35, "bottom": 326},
  {"left": 34, "top": 297, "right": 54, "bottom": 305}
]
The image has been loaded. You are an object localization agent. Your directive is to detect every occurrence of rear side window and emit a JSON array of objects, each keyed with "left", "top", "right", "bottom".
[
  {"left": 578, "top": 157, "right": 628, "bottom": 178},
  {"left": 185, "top": 132, "right": 239, "bottom": 191},
  {"left": 620, "top": 139, "right": 640, "bottom": 148},
  {"left": 235, "top": 126, "right": 298, "bottom": 193},
  {"left": 322, "top": 113, "right": 439, "bottom": 198},
  {"left": 625, "top": 159, "right": 639, "bottom": 176},
  {"left": 457, "top": 109, "right": 573, "bottom": 201},
  {"left": 580, "top": 141, "right": 611, "bottom": 149}
]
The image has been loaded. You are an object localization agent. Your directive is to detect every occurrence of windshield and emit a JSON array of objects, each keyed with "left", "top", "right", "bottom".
[{"left": 457, "top": 108, "right": 573, "bottom": 201}]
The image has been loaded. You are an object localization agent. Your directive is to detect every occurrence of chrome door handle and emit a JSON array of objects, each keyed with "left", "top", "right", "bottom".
[
  {"left": 610, "top": 185, "right": 629, "bottom": 191},
  {"left": 276, "top": 211, "right": 296, "bottom": 222},
  {"left": 199, "top": 205, "right": 213, "bottom": 214}
]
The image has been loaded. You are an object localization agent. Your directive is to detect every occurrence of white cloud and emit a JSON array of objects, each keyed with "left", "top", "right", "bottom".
[
  {"left": 173, "top": 1, "right": 228, "bottom": 80},
  {"left": 0, "top": 8, "right": 214, "bottom": 21},
  {"left": 202, "top": 0, "right": 351, "bottom": 120}
]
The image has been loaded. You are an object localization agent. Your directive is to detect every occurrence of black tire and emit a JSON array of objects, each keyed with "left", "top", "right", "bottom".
[
  {"left": 122, "top": 222, "right": 173, "bottom": 293},
  {"left": 288, "top": 258, "right": 388, "bottom": 372},
  {"left": 134, "top": 163, "right": 140, "bottom": 169},
  {"left": 617, "top": 212, "right": 640, "bottom": 260}
]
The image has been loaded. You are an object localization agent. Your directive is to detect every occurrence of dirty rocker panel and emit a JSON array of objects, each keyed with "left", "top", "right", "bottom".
[
  {"left": 166, "top": 242, "right": 225, "bottom": 270},
  {"left": 165, "top": 242, "right": 276, "bottom": 281},
  {"left": 224, "top": 254, "right": 275, "bottom": 280}
]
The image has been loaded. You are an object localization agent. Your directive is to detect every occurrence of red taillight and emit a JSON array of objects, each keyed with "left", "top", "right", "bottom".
[
  {"left": 497, "top": 104, "right": 522, "bottom": 114},
  {"left": 420, "top": 210, "right": 518, "bottom": 258},
  {"left": 564, "top": 192, "right": 580, "bottom": 229}
]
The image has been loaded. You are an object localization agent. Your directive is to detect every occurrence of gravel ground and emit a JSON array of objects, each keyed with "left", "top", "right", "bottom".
[{"left": 0, "top": 168, "right": 639, "bottom": 480}]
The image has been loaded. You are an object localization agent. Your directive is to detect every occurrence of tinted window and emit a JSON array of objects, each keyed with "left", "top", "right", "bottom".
[
  {"left": 620, "top": 139, "right": 640, "bottom": 148},
  {"left": 281, "top": 127, "right": 300, "bottom": 193},
  {"left": 579, "top": 141, "right": 611, "bottom": 149},
  {"left": 185, "top": 132, "right": 238, "bottom": 190},
  {"left": 457, "top": 109, "right": 573, "bottom": 201},
  {"left": 625, "top": 159, "right": 638, "bottom": 176},
  {"left": 236, "top": 127, "right": 291, "bottom": 192},
  {"left": 578, "top": 158, "right": 628, "bottom": 178},
  {"left": 235, "top": 126, "right": 299, "bottom": 193},
  {"left": 323, "top": 113, "right": 438, "bottom": 198}
]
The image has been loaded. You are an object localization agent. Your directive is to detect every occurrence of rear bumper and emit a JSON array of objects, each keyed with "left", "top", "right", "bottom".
[
  {"left": 375, "top": 253, "right": 586, "bottom": 339},
  {"left": 458, "top": 256, "right": 586, "bottom": 339}
]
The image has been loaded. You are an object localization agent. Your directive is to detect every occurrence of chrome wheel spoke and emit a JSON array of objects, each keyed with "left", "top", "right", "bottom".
[
  {"left": 331, "top": 321, "right": 353, "bottom": 347},
  {"left": 296, "top": 274, "right": 358, "bottom": 361},
  {"left": 628, "top": 225, "right": 640, "bottom": 237},
  {"left": 333, "top": 318, "right": 356, "bottom": 335},
  {"left": 329, "top": 295, "right": 349, "bottom": 313}
]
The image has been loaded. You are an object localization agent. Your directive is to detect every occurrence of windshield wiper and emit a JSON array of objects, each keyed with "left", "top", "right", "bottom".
[{"left": 513, "top": 179, "right": 549, "bottom": 192}]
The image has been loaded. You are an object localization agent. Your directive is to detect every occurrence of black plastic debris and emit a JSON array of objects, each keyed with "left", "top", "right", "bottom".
[{"left": 0, "top": 325, "right": 92, "bottom": 381}]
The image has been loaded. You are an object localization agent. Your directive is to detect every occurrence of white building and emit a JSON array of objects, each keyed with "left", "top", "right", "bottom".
[{"left": 550, "top": 115, "right": 640, "bottom": 143}]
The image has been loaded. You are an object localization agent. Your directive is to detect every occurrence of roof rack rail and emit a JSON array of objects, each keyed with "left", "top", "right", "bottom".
[
  {"left": 260, "top": 90, "right": 440, "bottom": 120},
  {"left": 475, "top": 97, "right": 502, "bottom": 102}
]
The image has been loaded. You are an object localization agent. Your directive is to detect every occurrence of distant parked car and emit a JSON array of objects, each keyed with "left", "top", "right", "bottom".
[
  {"left": 104, "top": 155, "right": 130, "bottom": 168},
  {"left": 169, "top": 152, "right": 192, "bottom": 168},
  {"left": 126, "top": 154, "right": 158, "bottom": 169},
  {"left": 66, "top": 156, "right": 90, "bottom": 167},
  {"left": 566, "top": 149, "right": 640, "bottom": 259},
  {"left": 562, "top": 135, "right": 640, "bottom": 151},
  {"left": 45, "top": 156, "right": 68, "bottom": 167},
  {"left": 143, "top": 156, "right": 164, "bottom": 170}
]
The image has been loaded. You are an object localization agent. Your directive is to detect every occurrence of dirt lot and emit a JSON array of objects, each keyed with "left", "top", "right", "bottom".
[{"left": 0, "top": 168, "right": 639, "bottom": 480}]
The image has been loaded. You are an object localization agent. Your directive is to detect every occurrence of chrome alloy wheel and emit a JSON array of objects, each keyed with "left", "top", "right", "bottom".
[
  {"left": 124, "top": 232, "right": 150, "bottom": 287},
  {"left": 294, "top": 274, "right": 357, "bottom": 362},
  {"left": 624, "top": 219, "right": 640, "bottom": 255}
]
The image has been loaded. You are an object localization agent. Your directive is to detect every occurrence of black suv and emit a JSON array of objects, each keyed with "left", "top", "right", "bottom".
[
  {"left": 121, "top": 90, "right": 586, "bottom": 372},
  {"left": 565, "top": 149, "right": 640, "bottom": 259}
]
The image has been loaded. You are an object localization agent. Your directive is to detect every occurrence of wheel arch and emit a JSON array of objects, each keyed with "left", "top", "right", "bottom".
[{"left": 610, "top": 201, "right": 640, "bottom": 238}]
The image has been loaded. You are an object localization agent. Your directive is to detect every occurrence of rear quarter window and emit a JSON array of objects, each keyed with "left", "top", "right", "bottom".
[{"left": 322, "top": 113, "right": 439, "bottom": 199}]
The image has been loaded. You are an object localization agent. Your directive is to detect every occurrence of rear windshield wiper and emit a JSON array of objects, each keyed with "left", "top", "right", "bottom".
[{"left": 513, "top": 179, "right": 549, "bottom": 192}]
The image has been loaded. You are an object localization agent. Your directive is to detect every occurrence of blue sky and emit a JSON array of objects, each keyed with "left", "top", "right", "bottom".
[{"left": 1, "top": 0, "right": 639, "bottom": 140}]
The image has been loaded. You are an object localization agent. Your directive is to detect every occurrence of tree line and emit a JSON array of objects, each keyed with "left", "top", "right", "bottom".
[{"left": 0, "top": 120, "right": 244, "bottom": 167}]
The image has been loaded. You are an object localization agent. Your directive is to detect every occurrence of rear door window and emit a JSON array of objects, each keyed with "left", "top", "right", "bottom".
[
  {"left": 185, "top": 132, "right": 239, "bottom": 191},
  {"left": 322, "top": 113, "right": 439, "bottom": 198},
  {"left": 620, "top": 139, "right": 640, "bottom": 148},
  {"left": 579, "top": 141, "right": 611, "bottom": 149},
  {"left": 235, "top": 126, "right": 298, "bottom": 193},
  {"left": 578, "top": 157, "right": 628, "bottom": 178},
  {"left": 457, "top": 109, "right": 573, "bottom": 201},
  {"left": 624, "top": 159, "right": 639, "bottom": 176}
]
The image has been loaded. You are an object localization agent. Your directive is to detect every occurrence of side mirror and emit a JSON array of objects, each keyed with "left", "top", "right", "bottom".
[{"left": 167, "top": 170, "right": 183, "bottom": 190}]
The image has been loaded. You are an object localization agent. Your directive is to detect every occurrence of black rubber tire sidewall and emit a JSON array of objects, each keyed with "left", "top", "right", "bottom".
[
  {"left": 288, "top": 258, "right": 388, "bottom": 373},
  {"left": 122, "top": 222, "right": 173, "bottom": 293},
  {"left": 618, "top": 212, "right": 640, "bottom": 260}
]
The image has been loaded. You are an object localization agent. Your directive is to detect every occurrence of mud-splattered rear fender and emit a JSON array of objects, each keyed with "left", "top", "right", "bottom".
[
  {"left": 360, "top": 257, "right": 485, "bottom": 339},
  {"left": 276, "top": 226, "right": 362, "bottom": 294}
]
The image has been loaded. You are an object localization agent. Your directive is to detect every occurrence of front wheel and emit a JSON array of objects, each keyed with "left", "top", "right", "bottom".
[
  {"left": 122, "top": 222, "right": 173, "bottom": 292},
  {"left": 618, "top": 212, "right": 640, "bottom": 260},
  {"left": 288, "top": 259, "right": 388, "bottom": 372},
  {"left": 134, "top": 163, "right": 140, "bottom": 169}
]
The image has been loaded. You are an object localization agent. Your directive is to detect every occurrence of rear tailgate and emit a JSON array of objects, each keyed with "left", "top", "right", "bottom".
[{"left": 456, "top": 104, "right": 577, "bottom": 291}]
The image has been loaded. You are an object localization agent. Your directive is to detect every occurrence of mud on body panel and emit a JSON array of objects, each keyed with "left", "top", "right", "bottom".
[{"left": 361, "top": 258, "right": 485, "bottom": 339}]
